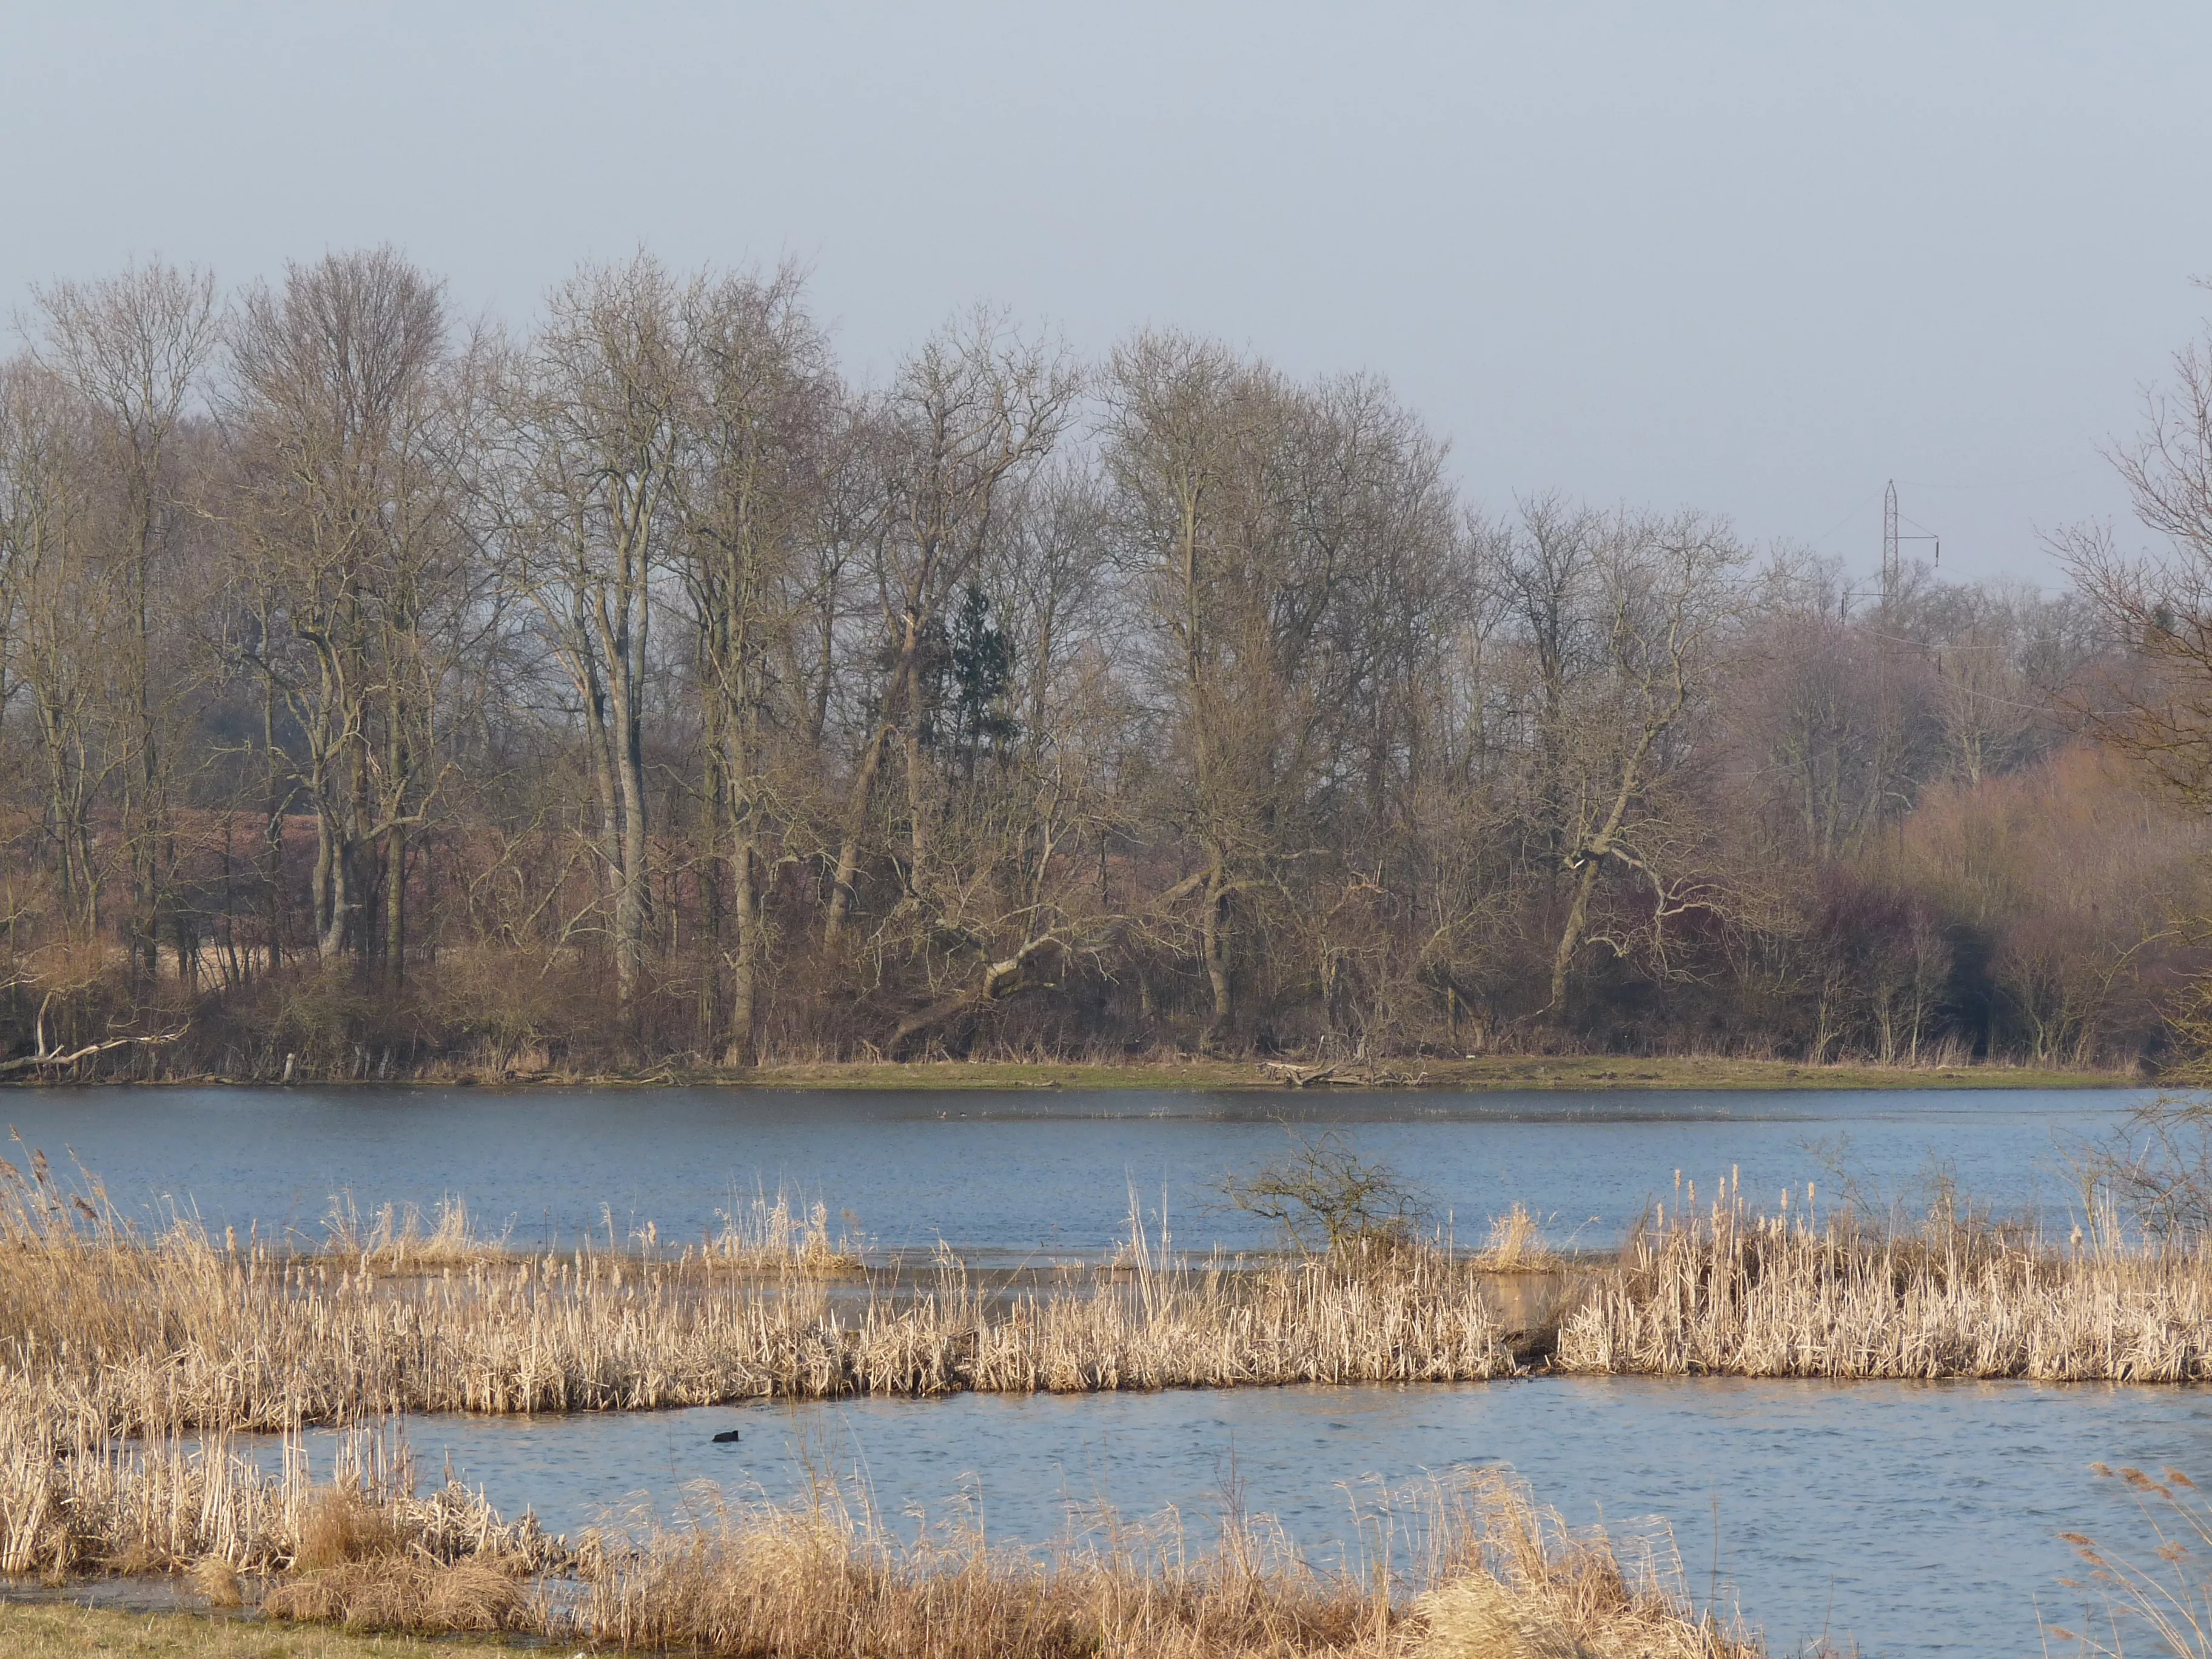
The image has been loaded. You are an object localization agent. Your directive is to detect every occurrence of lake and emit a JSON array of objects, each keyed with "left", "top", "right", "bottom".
[
  {"left": 11, "top": 1081, "right": 2186, "bottom": 1653},
  {"left": 252, "top": 1374, "right": 2200, "bottom": 1659},
  {"left": 0, "top": 1082, "right": 2149, "bottom": 1258}
]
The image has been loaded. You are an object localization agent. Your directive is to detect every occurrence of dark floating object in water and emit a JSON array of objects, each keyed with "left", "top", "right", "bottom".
[{"left": 711, "top": 1429, "right": 742, "bottom": 1444}]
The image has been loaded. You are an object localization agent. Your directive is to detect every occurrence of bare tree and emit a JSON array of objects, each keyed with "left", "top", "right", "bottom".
[
  {"left": 29, "top": 261, "right": 218, "bottom": 980},
  {"left": 822, "top": 312, "right": 1077, "bottom": 945},
  {"left": 2062, "top": 309, "right": 2212, "bottom": 816},
  {"left": 226, "top": 249, "right": 471, "bottom": 973},
  {"left": 677, "top": 263, "right": 836, "bottom": 1062},
  {"left": 1538, "top": 512, "right": 1744, "bottom": 1013},
  {"left": 497, "top": 256, "right": 691, "bottom": 1015},
  {"left": 0, "top": 360, "right": 112, "bottom": 938},
  {"left": 1108, "top": 336, "right": 1456, "bottom": 1048}
]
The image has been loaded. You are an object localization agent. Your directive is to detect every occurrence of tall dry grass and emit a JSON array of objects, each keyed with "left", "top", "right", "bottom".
[
  {"left": 0, "top": 1387, "right": 558, "bottom": 1583},
  {"left": 2046, "top": 1463, "right": 2212, "bottom": 1657},
  {"left": 0, "top": 1323, "right": 1766, "bottom": 1659},
  {"left": 1556, "top": 1173, "right": 2212, "bottom": 1381},
  {"left": 569, "top": 1469, "right": 1761, "bottom": 1659},
  {"left": 21, "top": 1141, "right": 2212, "bottom": 1449},
  {"left": 0, "top": 1157, "right": 1513, "bottom": 1436}
]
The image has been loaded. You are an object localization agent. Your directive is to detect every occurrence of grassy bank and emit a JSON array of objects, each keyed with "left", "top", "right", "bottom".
[
  {"left": 733, "top": 1052, "right": 2127, "bottom": 1093},
  {"left": 0, "top": 1604, "right": 518, "bottom": 1658}
]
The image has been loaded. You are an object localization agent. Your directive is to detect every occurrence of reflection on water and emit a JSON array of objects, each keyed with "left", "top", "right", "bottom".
[
  {"left": 251, "top": 1376, "right": 2202, "bottom": 1659},
  {"left": 2, "top": 1083, "right": 2146, "bottom": 1257}
]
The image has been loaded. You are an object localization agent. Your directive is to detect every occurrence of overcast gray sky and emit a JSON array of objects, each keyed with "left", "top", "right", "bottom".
[{"left": 5, "top": 2, "right": 2209, "bottom": 587}]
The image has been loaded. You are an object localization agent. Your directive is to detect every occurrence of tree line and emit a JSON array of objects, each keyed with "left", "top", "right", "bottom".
[{"left": 1, "top": 248, "right": 2207, "bottom": 1078}]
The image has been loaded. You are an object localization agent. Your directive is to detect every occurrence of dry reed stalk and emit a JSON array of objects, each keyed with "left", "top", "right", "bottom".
[
  {"left": 0, "top": 1160, "right": 1513, "bottom": 1433},
  {"left": 2045, "top": 1463, "right": 2212, "bottom": 1656},
  {"left": 706, "top": 1188, "right": 866, "bottom": 1272},
  {"left": 0, "top": 1379, "right": 1763, "bottom": 1657},
  {"left": 1556, "top": 1185, "right": 2212, "bottom": 1381},
  {"left": 569, "top": 1467, "right": 1762, "bottom": 1659},
  {"left": 1478, "top": 1204, "right": 1551, "bottom": 1270},
  {"left": 0, "top": 1386, "right": 560, "bottom": 1586},
  {"left": 320, "top": 1195, "right": 513, "bottom": 1269}
]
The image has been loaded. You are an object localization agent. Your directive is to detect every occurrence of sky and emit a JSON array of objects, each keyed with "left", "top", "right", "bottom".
[{"left": 5, "top": 2, "right": 2210, "bottom": 589}]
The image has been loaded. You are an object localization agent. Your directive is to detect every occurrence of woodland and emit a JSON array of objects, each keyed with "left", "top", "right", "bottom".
[{"left": 3, "top": 249, "right": 2211, "bottom": 1080}]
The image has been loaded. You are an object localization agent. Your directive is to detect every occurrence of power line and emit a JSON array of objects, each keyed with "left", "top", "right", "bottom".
[
  {"left": 1890, "top": 464, "right": 2102, "bottom": 492},
  {"left": 1882, "top": 480, "right": 1940, "bottom": 606}
]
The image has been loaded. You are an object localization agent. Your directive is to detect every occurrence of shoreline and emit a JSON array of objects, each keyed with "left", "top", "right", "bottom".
[{"left": 1, "top": 1054, "right": 2138, "bottom": 1093}]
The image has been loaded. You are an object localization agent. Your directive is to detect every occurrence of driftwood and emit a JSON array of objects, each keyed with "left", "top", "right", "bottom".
[
  {"left": 0, "top": 1024, "right": 190, "bottom": 1078},
  {"left": 1259, "top": 1060, "right": 1427, "bottom": 1089},
  {"left": 1260, "top": 1061, "right": 1350, "bottom": 1088}
]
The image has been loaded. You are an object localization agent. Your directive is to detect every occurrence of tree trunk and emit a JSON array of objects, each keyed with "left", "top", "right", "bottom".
[
  {"left": 1202, "top": 852, "right": 1233, "bottom": 1048},
  {"left": 613, "top": 697, "right": 649, "bottom": 1014},
  {"left": 384, "top": 819, "right": 406, "bottom": 985},
  {"left": 315, "top": 805, "right": 349, "bottom": 961},
  {"left": 903, "top": 702, "right": 930, "bottom": 893},
  {"left": 263, "top": 671, "right": 284, "bottom": 974},
  {"left": 725, "top": 675, "right": 762, "bottom": 1065},
  {"left": 729, "top": 831, "right": 760, "bottom": 1067},
  {"left": 825, "top": 719, "right": 892, "bottom": 946},
  {"left": 1547, "top": 856, "right": 1602, "bottom": 1013}
]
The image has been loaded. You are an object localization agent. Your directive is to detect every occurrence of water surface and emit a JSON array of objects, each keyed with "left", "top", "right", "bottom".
[
  {"left": 259, "top": 1375, "right": 2196, "bottom": 1659},
  {"left": 7, "top": 1082, "right": 2192, "bottom": 1653},
  {"left": 1, "top": 1083, "right": 2146, "bottom": 1258}
]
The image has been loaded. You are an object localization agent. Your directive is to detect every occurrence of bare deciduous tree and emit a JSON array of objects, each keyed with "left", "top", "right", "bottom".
[
  {"left": 226, "top": 249, "right": 468, "bottom": 974},
  {"left": 30, "top": 261, "right": 218, "bottom": 979},
  {"left": 498, "top": 255, "right": 691, "bottom": 1015}
]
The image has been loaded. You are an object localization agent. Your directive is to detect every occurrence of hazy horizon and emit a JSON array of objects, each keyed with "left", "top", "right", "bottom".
[{"left": 7, "top": 2, "right": 2210, "bottom": 588}]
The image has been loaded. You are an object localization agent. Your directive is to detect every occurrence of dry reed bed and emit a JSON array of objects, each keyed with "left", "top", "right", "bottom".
[
  {"left": 2, "top": 1242, "right": 1515, "bottom": 1432},
  {"left": 568, "top": 1469, "right": 1765, "bottom": 1659},
  {"left": 1558, "top": 1176, "right": 2212, "bottom": 1381},
  {"left": 0, "top": 1401, "right": 561, "bottom": 1583},
  {"left": 0, "top": 1399, "right": 1766, "bottom": 1659},
  {"left": 21, "top": 1149, "right": 2212, "bottom": 1447},
  {"left": 0, "top": 1157, "right": 1514, "bottom": 1435}
]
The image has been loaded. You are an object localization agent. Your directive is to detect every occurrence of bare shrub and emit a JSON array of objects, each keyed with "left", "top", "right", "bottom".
[
  {"left": 2067, "top": 1094, "right": 2212, "bottom": 1247},
  {"left": 1220, "top": 1128, "right": 1431, "bottom": 1253}
]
